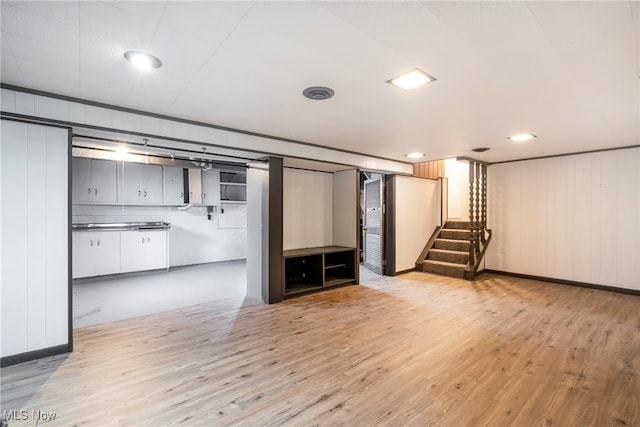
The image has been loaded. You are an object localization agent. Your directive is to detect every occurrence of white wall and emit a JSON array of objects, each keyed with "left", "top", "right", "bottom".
[
  {"left": 333, "top": 169, "right": 358, "bottom": 248},
  {"left": 1, "top": 88, "right": 413, "bottom": 175},
  {"left": 246, "top": 163, "right": 269, "bottom": 301},
  {"left": 1, "top": 121, "right": 69, "bottom": 358},
  {"left": 394, "top": 176, "right": 440, "bottom": 272},
  {"left": 445, "top": 158, "right": 469, "bottom": 220},
  {"left": 283, "top": 168, "right": 333, "bottom": 250},
  {"left": 486, "top": 147, "right": 640, "bottom": 291},
  {"left": 72, "top": 204, "right": 246, "bottom": 267}
]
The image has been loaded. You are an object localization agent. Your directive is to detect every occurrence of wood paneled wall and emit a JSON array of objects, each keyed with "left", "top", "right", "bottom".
[
  {"left": 486, "top": 147, "right": 640, "bottom": 291},
  {"left": 413, "top": 159, "right": 445, "bottom": 179}
]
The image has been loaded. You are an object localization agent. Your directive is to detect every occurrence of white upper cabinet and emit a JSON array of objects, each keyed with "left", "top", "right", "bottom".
[
  {"left": 202, "top": 169, "right": 221, "bottom": 206},
  {"left": 163, "top": 166, "right": 185, "bottom": 205},
  {"left": 188, "top": 169, "right": 203, "bottom": 204},
  {"left": 141, "top": 164, "right": 163, "bottom": 204},
  {"left": 91, "top": 160, "right": 118, "bottom": 203},
  {"left": 72, "top": 158, "right": 118, "bottom": 203},
  {"left": 120, "top": 162, "right": 163, "bottom": 204}
]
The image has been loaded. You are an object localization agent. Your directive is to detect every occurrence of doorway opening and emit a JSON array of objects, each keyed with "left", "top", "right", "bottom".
[{"left": 360, "top": 171, "right": 386, "bottom": 278}]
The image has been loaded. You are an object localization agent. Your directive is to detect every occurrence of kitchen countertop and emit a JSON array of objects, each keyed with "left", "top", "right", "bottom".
[{"left": 72, "top": 222, "right": 171, "bottom": 232}]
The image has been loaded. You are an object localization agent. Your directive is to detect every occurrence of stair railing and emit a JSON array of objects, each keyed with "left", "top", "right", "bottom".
[{"left": 466, "top": 161, "right": 491, "bottom": 279}]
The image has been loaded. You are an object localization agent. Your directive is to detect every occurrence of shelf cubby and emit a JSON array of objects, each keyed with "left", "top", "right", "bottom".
[{"left": 283, "top": 246, "right": 357, "bottom": 297}]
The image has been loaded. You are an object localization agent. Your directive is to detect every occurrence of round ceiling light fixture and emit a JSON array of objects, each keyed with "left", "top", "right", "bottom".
[
  {"left": 303, "top": 86, "right": 335, "bottom": 100},
  {"left": 471, "top": 147, "right": 491, "bottom": 153},
  {"left": 124, "top": 51, "right": 163, "bottom": 71}
]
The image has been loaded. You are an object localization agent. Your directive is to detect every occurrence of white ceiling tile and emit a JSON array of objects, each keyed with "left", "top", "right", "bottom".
[
  {"left": 159, "top": 1, "right": 253, "bottom": 44},
  {"left": 1, "top": 3, "right": 80, "bottom": 51},
  {"left": 105, "top": 1, "right": 168, "bottom": 23},
  {"left": 78, "top": 1, "right": 158, "bottom": 48},
  {"left": 5, "top": 33, "right": 79, "bottom": 70},
  {"left": 148, "top": 24, "right": 218, "bottom": 78},
  {"left": 0, "top": 33, "right": 25, "bottom": 86},
  {"left": 79, "top": 29, "right": 130, "bottom": 62},
  {"left": 4, "top": 1, "right": 79, "bottom": 26},
  {"left": 79, "top": 55, "right": 138, "bottom": 104},
  {"left": 13, "top": 57, "right": 81, "bottom": 95},
  {"left": 0, "top": 1, "right": 637, "bottom": 163}
]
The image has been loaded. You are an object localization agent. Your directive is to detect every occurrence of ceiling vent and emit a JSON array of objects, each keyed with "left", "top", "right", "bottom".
[{"left": 303, "top": 86, "right": 335, "bottom": 100}]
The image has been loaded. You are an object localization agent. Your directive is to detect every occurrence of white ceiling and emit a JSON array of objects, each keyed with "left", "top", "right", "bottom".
[{"left": 1, "top": 1, "right": 638, "bottom": 163}]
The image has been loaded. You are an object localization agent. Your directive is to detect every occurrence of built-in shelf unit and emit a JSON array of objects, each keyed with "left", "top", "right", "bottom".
[
  {"left": 282, "top": 168, "right": 359, "bottom": 298},
  {"left": 284, "top": 246, "right": 356, "bottom": 296}
]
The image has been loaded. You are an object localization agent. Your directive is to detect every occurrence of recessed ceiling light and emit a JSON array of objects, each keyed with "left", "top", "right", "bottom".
[
  {"left": 303, "top": 86, "right": 335, "bottom": 100},
  {"left": 124, "top": 51, "right": 162, "bottom": 71},
  {"left": 508, "top": 133, "right": 537, "bottom": 142},
  {"left": 406, "top": 152, "right": 426, "bottom": 159},
  {"left": 471, "top": 147, "right": 491, "bottom": 153},
  {"left": 387, "top": 68, "right": 436, "bottom": 91}
]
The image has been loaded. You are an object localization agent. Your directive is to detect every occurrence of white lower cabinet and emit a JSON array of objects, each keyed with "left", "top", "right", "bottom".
[
  {"left": 73, "top": 229, "right": 168, "bottom": 278},
  {"left": 120, "top": 230, "right": 168, "bottom": 273},
  {"left": 72, "top": 232, "right": 121, "bottom": 279}
]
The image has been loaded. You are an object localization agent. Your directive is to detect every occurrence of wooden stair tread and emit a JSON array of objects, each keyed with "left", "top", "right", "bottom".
[
  {"left": 428, "top": 248, "right": 468, "bottom": 256},
  {"left": 435, "top": 238, "right": 470, "bottom": 244},
  {"left": 423, "top": 259, "right": 467, "bottom": 269}
]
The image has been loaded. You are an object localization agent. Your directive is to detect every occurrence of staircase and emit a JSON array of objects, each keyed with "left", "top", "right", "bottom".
[
  {"left": 420, "top": 221, "right": 471, "bottom": 279},
  {"left": 415, "top": 160, "right": 492, "bottom": 280}
]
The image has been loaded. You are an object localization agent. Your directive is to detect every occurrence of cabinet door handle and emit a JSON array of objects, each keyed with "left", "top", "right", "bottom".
[
  {"left": 203, "top": 193, "right": 207, "bottom": 199},
  {"left": 138, "top": 190, "right": 142, "bottom": 197},
  {"left": 97, "top": 239, "right": 100, "bottom": 246},
  {"left": 142, "top": 237, "right": 145, "bottom": 244},
  {"left": 88, "top": 187, "right": 91, "bottom": 194},
  {"left": 94, "top": 188, "right": 98, "bottom": 196},
  {"left": 147, "top": 237, "right": 151, "bottom": 243},
  {"left": 144, "top": 191, "right": 147, "bottom": 197},
  {"left": 90, "top": 239, "right": 93, "bottom": 247},
  {"left": 180, "top": 192, "right": 184, "bottom": 198}
]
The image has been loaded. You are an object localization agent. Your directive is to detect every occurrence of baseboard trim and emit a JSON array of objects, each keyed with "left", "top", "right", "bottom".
[
  {"left": 1, "top": 344, "right": 71, "bottom": 368},
  {"left": 394, "top": 268, "right": 416, "bottom": 276},
  {"left": 483, "top": 270, "right": 640, "bottom": 296}
]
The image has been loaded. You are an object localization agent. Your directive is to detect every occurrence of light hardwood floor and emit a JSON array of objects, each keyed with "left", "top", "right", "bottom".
[{"left": 2, "top": 272, "right": 639, "bottom": 426}]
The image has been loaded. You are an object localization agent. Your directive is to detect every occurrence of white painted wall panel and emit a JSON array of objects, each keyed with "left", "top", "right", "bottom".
[
  {"left": 68, "top": 102, "right": 86, "bottom": 124},
  {"left": 283, "top": 168, "right": 333, "bottom": 250},
  {"left": 1, "top": 121, "right": 69, "bottom": 358},
  {"left": 445, "top": 159, "right": 469, "bottom": 220},
  {"left": 1, "top": 121, "right": 29, "bottom": 357},
  {"left": 15, "top": 92, "right": 35, "bottom": 116},
  {"left": 394, "top": 176, "right": 439, "bottom": 273},
  {"left": 486, "top": 148, "right": 640, "bottom": 291},
  {"left": 44, "top": 126, "right": 69, "bottom": 347},
  {"left": 1, "top": 88, "right": 16, "bottom": 113},
  {"left": 34, "top": 95, "right": 69, "bottom": 122},
  {"left": 246, "top": 164, "right": 268, "bottom": 301},
  {"left": 26, "top": 125, "right": 48, "bottom": 350},
  {"left": 332, "top": 169, "right": 357, "bottom": 248}
]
